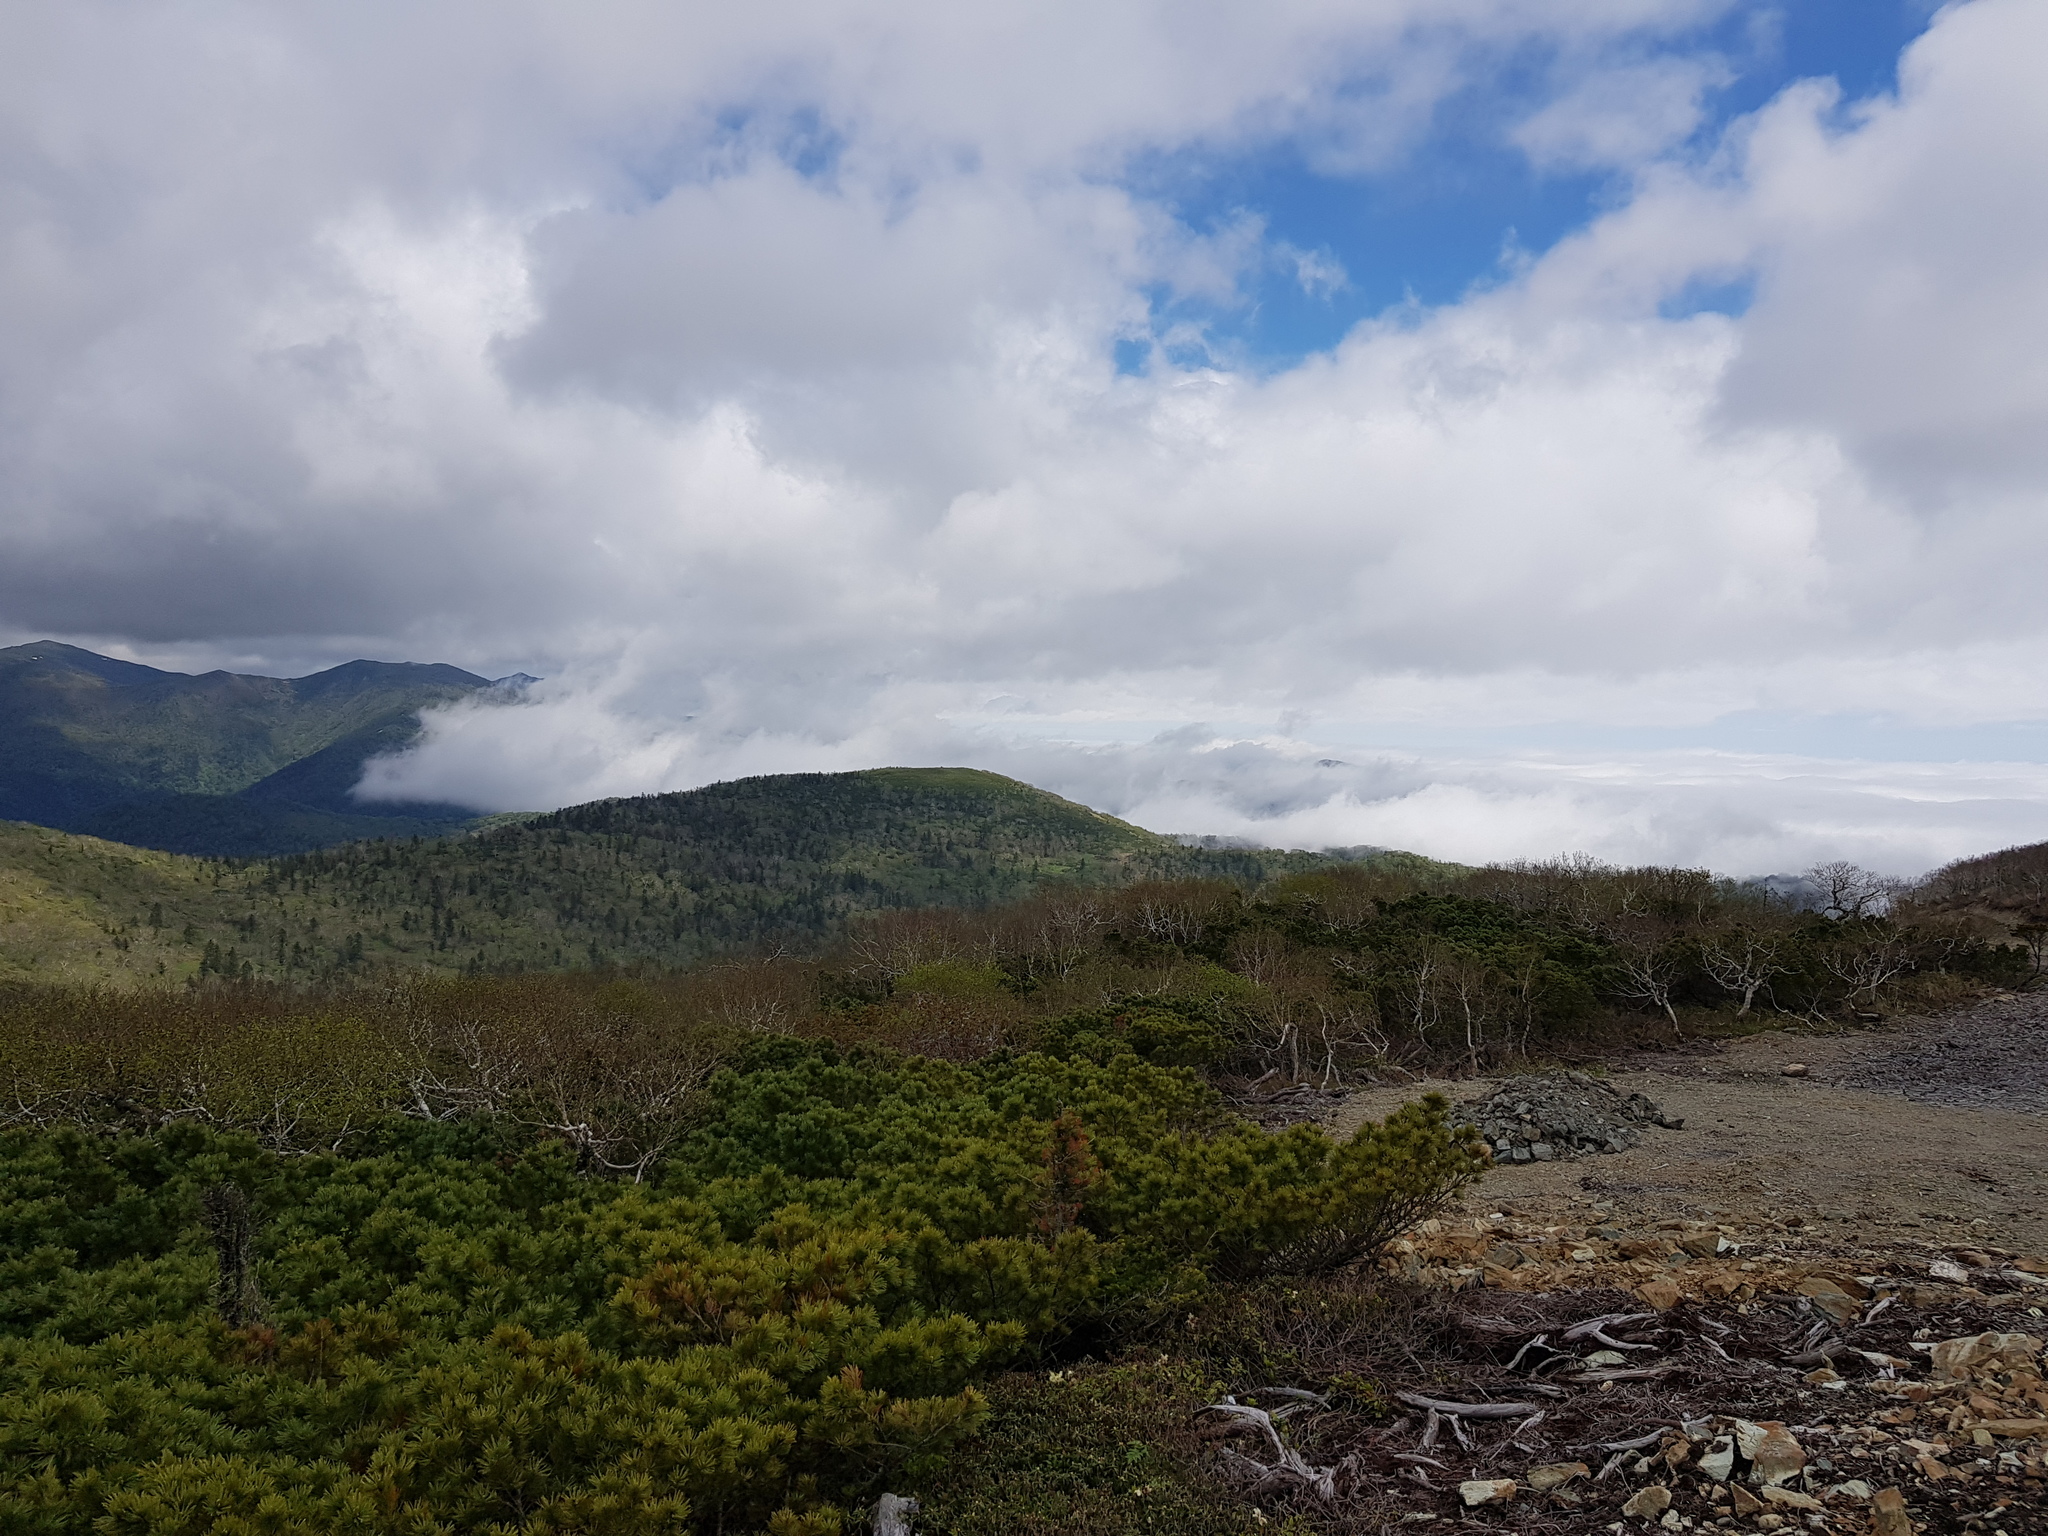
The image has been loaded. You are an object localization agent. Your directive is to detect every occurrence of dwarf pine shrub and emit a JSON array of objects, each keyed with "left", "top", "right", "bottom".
[{"left": 0, "top": 1037, "right": 1479, "bottom": 1533}]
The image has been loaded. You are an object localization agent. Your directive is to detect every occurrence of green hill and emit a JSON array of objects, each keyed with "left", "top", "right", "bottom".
[
  {"left": 0, "top": 820, "right": 257, "bottom": 984},
  {"left": 0, "top": 641, "right": 499, "bottom": 854},
  {"left": 0, "top": 768, "right": 1453, "bottom": 984}
]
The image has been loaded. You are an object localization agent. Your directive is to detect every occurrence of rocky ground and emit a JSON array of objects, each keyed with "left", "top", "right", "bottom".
[
  {"left": 1831, "top": 993, "right": 2048, "bottom": 1118},
  {"left": 1331, "top": 993, "right": 2048, "bottom": 1256},
  {"left": 1293, "top": 991, "right": 2048, "bottom": 1534}
]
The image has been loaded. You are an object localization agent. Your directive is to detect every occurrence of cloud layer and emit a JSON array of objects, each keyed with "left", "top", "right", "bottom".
[{"left": 4, "top": 0, "right": 2047, "bottom": 873}]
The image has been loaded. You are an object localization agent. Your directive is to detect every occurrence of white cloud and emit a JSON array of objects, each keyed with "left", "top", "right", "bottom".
[
  {"left": 358, "top": 682, "right": 2046, "bottom": 877},
  {"left": 6, "top": 0, "right": 2048, "bottom": 872},
  {"left": 1511, "top": 53, "right": 1728, "bottom": 170}
]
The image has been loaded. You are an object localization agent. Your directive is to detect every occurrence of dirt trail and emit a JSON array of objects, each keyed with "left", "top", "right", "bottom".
[{"left": 1331, "top": 993, "right": 2048, "bottom": 1256}]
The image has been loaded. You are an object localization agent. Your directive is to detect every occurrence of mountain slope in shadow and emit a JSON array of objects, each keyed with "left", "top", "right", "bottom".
[{"left": 0, "top": 642, "right": 501, "bottom": 855}]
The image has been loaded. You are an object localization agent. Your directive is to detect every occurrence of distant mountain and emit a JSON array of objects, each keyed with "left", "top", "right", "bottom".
[
  {"left": 0, "top": 767, "right": 1454, "bottom": 985},
  {"left": 0, "top": 642, "right": 500, "bottom": 855}
]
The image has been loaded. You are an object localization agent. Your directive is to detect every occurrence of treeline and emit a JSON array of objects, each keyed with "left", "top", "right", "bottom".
[
  {"left": 11, "top": 769, "right": 1447, "bottom": 988},
  {"left": 1917, "top": 836, "right": 2048, "bottom": 912},
  {"left": 252, "top": 770, "right": 1426, "bottom": 979},
  {"left": 3, "top": 861, "right": 2021, "bottom": 1160},
  {"left": 817, "top": 859, "right": 2022, "bottom": 1076}
]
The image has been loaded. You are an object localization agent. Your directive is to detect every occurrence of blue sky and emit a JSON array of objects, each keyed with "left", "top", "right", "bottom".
[{"left": 1133, "top": 0, "right": 1946, "bottom": 367}]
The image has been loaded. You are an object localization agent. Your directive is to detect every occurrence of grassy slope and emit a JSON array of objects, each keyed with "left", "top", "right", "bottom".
[
  {"left": 0, "top": 769, "right": 1459, "bottom": 985},
  {"left": 0, "top": 822, "right": 251, "bottom": 984}
]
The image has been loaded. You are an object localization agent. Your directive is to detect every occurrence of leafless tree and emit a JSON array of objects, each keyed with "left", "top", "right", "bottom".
[
  {"left": 1300, "top": 998, "right": 1391, "bottom": 1086},
  {"left": 2013, "top": 919, "right": 2048, "bottom": 979},
  {"left": 1030, "top": 894, "right": 1105, "bottom": 981},
  {"left": 1400, "top": 941, "right": 1446, "bottom": 1049},
  {"left": 516, "top": 1016, "right": 720, "bottom": 1183},
  {"left": 1111, "top": 880, "right": 1235, "bottom": 947},
  {"left": 1699, "top": 927, "right": 1794, "bottom": 1015},
  {"left": 1806, "top": 861, "right": 1899, "bottom": 920},
  {"left": 1228, "top": 929, "right": 1293, "bottom": 989},
  {"left": 1822, "top": 930, "right": 1914, "bottom": 1009},
  {"left": 404, "top": 1016, "right": 523, "bottom": 1121},
  {"left": 846, "top": 908, "right": 968, "bottom": 980},
  {"left": 1604, "top": 918, "right": 1684, "bottom": 1035}
]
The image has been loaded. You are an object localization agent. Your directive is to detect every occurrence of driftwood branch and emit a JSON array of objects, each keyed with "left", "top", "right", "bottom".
[
  {"left": 1202, "top": 1401, "right": 1347, "bottom": 1501},
  {"left": 1592, "top": 1428, "right": 1670, "bottom": 1453},
  {"left": 1563, "top": 1364, "right": 1681, "bottom": 1384},
  {"left": 1561, "top": 1312, "right": 1656, "bottom": 1340},
  {"left": 1395, "top": 1391, "right": 1544, "bottom": 1419},
  {"left": 1561, "top": 1312, "right": 1660, "bottom": 1352}
]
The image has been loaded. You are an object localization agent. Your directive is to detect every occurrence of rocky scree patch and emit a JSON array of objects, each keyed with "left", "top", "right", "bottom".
[{"left": 1458, "top": 1071, "right": 1683, "bottom": 1163}]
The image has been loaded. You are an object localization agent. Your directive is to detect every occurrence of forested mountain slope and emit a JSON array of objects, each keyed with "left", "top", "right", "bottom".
[
  {"left": 1916, "top": 838, "right": 2048, "bottom": 913},
  {"left": 0, "top": 768, "right": 1451, "bottom": 983},
  {"left": 0, "top": 641, "right": 498, "bottom": 855}
]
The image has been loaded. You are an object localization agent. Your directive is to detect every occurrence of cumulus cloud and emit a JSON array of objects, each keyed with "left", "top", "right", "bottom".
[{"left": 4, "top": 0, "right": 2047, "bottom": 872}]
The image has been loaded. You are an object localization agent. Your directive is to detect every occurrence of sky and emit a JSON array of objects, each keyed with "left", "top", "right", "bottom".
[{"left": 5, "top": 0, "right": 2047, "bottom": 876}]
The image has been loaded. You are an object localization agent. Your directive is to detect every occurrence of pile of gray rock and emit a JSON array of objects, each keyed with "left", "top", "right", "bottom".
[{"left": 1457, "top": 1071, "right": 1683, "bottom": 1163}]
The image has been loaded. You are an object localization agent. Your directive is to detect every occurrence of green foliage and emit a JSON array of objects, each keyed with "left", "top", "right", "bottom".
[
  {"left": 896, "top": 961, "right": 1008, "bottom": 997},
  {"left": 4, "top": 771, "right": 1450, "bottom": 985},
  {"left": 0, "top": 1029, "right": 1480, "bottom": 1533},
  {"left": 1036, "top": 1006, "right": 1230, "bottom": 1069}
]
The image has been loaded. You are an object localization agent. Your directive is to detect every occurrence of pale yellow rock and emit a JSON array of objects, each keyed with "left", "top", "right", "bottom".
[
  {"left": 1525, "top": 1462, "right": 1589, "bottom": 1491},
  {"left": 1974, "top": 1417, "right": 2048, "bottom": 1437},
  {"left": 1929, "top": 1330, "right": 2041, "bottom": 1380},
  {"left": 1636, "top": 1277, "right": 1682, "bottom": 1311},
  {"left": 1620, "top": 1485, "right": 1671, "bottom": 1519},
  {"left": 1457, "top": 1478, "right": 1515, "bottom": 1506},
  {"left": 1743, "top": 1421, "right": 1806, "bottom": 1487},
  {"left": 1696, "top": 1434, "right": 1735, "bottom": 1481},
  {"left": 1760, "top": 1486, "right": 1822, "bottom": 1511},
  {"left": 1794, "top": 1278, "right": 1860, "bottom": 1324},
  {"left": 1870, "top": 1487, "right": 1912, "bottom": 1536}
]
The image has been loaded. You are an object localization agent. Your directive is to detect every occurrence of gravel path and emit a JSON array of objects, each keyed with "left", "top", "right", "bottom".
[{"left": 1831, "top": 989, "right": 2048, "bottom": 1115}]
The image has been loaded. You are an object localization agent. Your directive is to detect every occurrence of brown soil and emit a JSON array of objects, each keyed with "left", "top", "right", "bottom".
[
  {"left": 1332, "top": 995, "right": 2048, "bottom": 1258},
  {"left": 1282, "top": 998, "right": 2048, "bottom": 1535}
]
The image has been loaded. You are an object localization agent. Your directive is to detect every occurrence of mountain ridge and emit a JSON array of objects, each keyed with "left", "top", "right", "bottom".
[{"left": 0, "top": 641, "right": 502, "bottom": 854}]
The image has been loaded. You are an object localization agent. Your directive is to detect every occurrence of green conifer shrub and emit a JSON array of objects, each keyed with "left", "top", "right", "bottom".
[{"left": 0, "top": 1034, "right": 1479, "bottom": 1532}]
